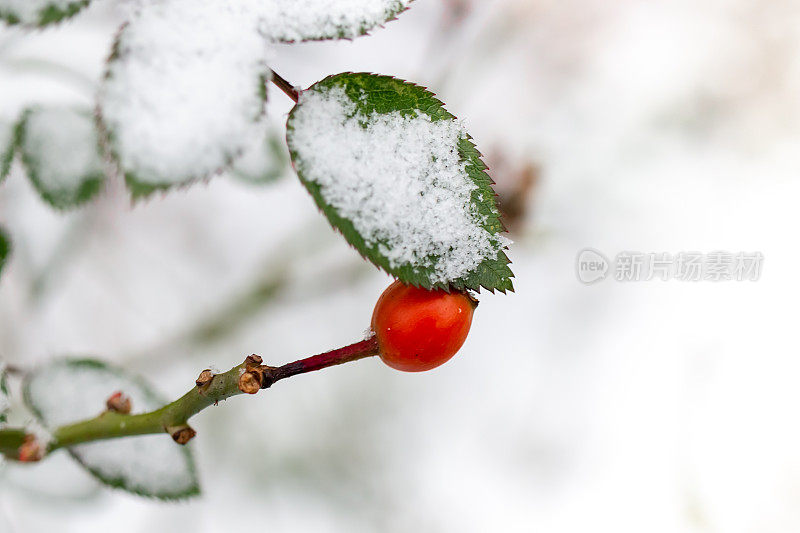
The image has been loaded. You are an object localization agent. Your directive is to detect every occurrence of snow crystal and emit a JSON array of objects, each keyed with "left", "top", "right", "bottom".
[
  {"left": 256, "top": 0, "right": 413, "bottom": 41},
  {"left": 0, "top": 0, "right": 80, "bottom": 24},
  {"left": 101, "top": 0, "right": 270, "bottom": 186},
  {"left": 21, "top": 108, "right": 103, "bottom": 196},
  {"left": 289, "top": 86, "right": 504, "bottom": 284},
  {"left": 27, "top": 361, "right": 196, "bottom": 496}
]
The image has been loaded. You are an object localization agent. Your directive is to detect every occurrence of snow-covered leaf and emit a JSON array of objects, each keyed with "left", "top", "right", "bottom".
[
  {"left": 16, "top": 107, "right": 105, "bottom": 209},
  {"left": 0, "top": 227, "right": 10, "bottom": 280},
  {"left": 0, "top": 0, "right": 91, "bottom": 27},
  {"left": 230, "top": 125, "right": 289, "bottom": 185},
  {"left": 23, "top": 359, "right": 200, "bottom": 500},
  {"left": 257, "top": 0, "right": 414, "bottom": 42},
  {"left": 100, "top": 3, "right": 270, "bottom": 198},
  {"left": 286, "top": 73, "right": 514, "bottom": 292},
  {"left": 0, "top": 118, "right": 15, "bottom": 184}
]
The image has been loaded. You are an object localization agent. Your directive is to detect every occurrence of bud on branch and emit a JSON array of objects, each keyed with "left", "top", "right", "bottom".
[{"left": 106, "top": 391, "right": 132, "bottom": 414}]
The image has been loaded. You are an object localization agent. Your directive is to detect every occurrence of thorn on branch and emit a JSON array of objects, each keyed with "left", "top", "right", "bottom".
[
  {"left": 18, "top": 434, "right": 43, "bottom": 462},
  {"left": 168, "top": 425, "right": 196, "bottom": 445},
  {"left": 245, "top": 354, "right": 262, "bottom": 366},
  {"left": 105, "top": 391, "right": 132, "bottom": 414},
  {"left": 195, "top": 369, "right": 215, "bottom": 391}
]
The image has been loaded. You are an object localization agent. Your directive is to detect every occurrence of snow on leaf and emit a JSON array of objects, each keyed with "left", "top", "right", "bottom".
[
  {"left": 99, "top": 1, "right": 270, "bottom": 198},
  {"left": 0, "top": 0, "right": 91, "bottom": 27},
  {"left": 0, "top": 118, "right": 15, "bottom": 184},
  {"left": 17, "top": 107, "right": 105, "bottom": 210},
  {"left": 23, "top": 359, "right": 200, "bottom": 500},
  {"left": 230, "top": 124, "right": 289, "bottom": 186},
  {"left": 256, "top": 0, "right": 414, "bottom": 42},
  {"left": 0, "top": 227, "right": 10, "bottom": 280},
  {"left": 286, "top": 73, "right": 514, "bottom": 292}
]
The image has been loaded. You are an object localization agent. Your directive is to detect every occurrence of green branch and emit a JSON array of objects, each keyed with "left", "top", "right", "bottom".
[
  {"left": 0, "top": 427, "right": 27, "bottom": 457},
  {"left": 50, "top": 359, "right": 247, "bottom": 450},
  {"left": 0, "top": 337, "right": 380, "bottom": 461}
]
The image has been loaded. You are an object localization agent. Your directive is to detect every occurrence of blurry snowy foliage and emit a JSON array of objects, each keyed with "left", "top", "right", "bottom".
[
  {"left": 24, "top": 359, "right": 200, "bottom": 499},
  {"left": 0, "top": 0, "right": 513, "bottom": 292},
  {"left": 16, "top": 106, "right": 105, "bottom": 209},
  {"left": 0, "top": 0, "right": 92, "bottom": 27}
]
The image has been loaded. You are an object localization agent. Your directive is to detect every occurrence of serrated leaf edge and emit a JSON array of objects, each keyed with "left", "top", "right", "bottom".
[
  {"left": 97, "top": 24, "right": 269, "bottom": 201},
  {"left": 271, "top": 0, "right": 414, "bottom": 43},
  {"left": 0, "top": 0, "right": 91, "bottom": 28},
  {"left": 287, "top": 72, "right": 514, "bottom": 293}
]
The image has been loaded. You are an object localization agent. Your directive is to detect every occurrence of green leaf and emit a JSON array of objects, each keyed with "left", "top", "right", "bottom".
[
  {"left": 286, "top": 73, "right": 514, "bottom": 292},
  {"left": 100, "top": 12, "right": 270, "bottom": 199},
  {"left": 261, "top": 0, "right": 414, "bottom": 42},
  {"left": 17, "top": 107, "right": 105, "bottom": 210},
  {"left": 23, "top": 359, "right": 200, "bottom": 500},
  {"left": 230, "top": 125, "right": 289, "bottom": 186},
  {"left": 0, "top": 0, "right": 91, "bottom": 27},
  {"left": 0, "top": 118, "right": 16, "bottom": 183},
  {"left": 0, "top": 226, "right": 10, "bottom": 280}
]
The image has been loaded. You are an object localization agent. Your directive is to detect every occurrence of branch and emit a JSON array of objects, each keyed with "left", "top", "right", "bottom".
[
  {"left": 0, "top": 428, "right": 27, "bottom": 457},
  {"left": 270, "top": 69, "right": 300, "bottom": 103},
  {"left": 0, "top": 336, "right": 379, "bottom": 460}
]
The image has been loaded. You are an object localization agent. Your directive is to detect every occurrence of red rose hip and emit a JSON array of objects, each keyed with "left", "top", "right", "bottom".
[{"left": 371, "top": 280, "right": 476, "bottom": 372}]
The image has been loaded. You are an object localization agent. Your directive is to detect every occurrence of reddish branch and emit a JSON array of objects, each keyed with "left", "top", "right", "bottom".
[
  {"left": 270, "top": 70, "right": 300, "bottom": 103},
  {"left": 238, "top": 336, "right": 380, "bottom": 392}
]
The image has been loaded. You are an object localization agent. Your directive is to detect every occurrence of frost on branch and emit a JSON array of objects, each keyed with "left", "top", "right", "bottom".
[
  {"left": 24, "top": 359, "right": 200, "bottom": 500},
  {"left": 287, "top": 73, "right": 514, "bottom": 292},
  {"left": 0, "top": 118, "right": 15, "bottom": 184},
  {"left": 17, "top": 107, "right": 105, "bottom": 209},
  {"left": 256, "top": 0, "right": 414, "bottom": 42},
  {"left": 0, "top": 0, "right": 90, "bottom": 27},
  {"left": 99, "top": 1, "right": 270, "bottom": 198}
]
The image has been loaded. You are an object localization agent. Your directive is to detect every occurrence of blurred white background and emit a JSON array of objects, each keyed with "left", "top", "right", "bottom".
[{"left": 2, "top": 0, "right": 800, "bottom": 531}]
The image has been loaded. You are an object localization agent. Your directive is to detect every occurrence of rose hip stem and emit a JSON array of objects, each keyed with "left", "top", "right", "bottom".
[{"left": 268, "top": 336, "right": 380, "bottom": 383}]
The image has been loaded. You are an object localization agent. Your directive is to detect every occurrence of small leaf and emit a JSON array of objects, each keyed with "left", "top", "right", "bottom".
[
  {"left": 0, "top": 226, "right": 10, "bottom": 280},
  {"left": 258, "top": 0, "right": 414, "bottom": 42},
  {"left": 0, "top": 0, "right": 91, "bottom": 27},
  {"left": 286, "top": 73, "right": 513, "bottom": 292},
  {"left": 230, "top": 125, "right": 289, "bottom": 186},
  {"left": 24, "top": 359, "right": 200, "bottom": 500},
  {"left": 100, "top": 6, "right": 270, "bottom": 199},
  {"left": 0, "top": 118, "right": 15, "bottom": 183},
  {"left": 16, "top": 107, "right": 105, "bottom": 210}
]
